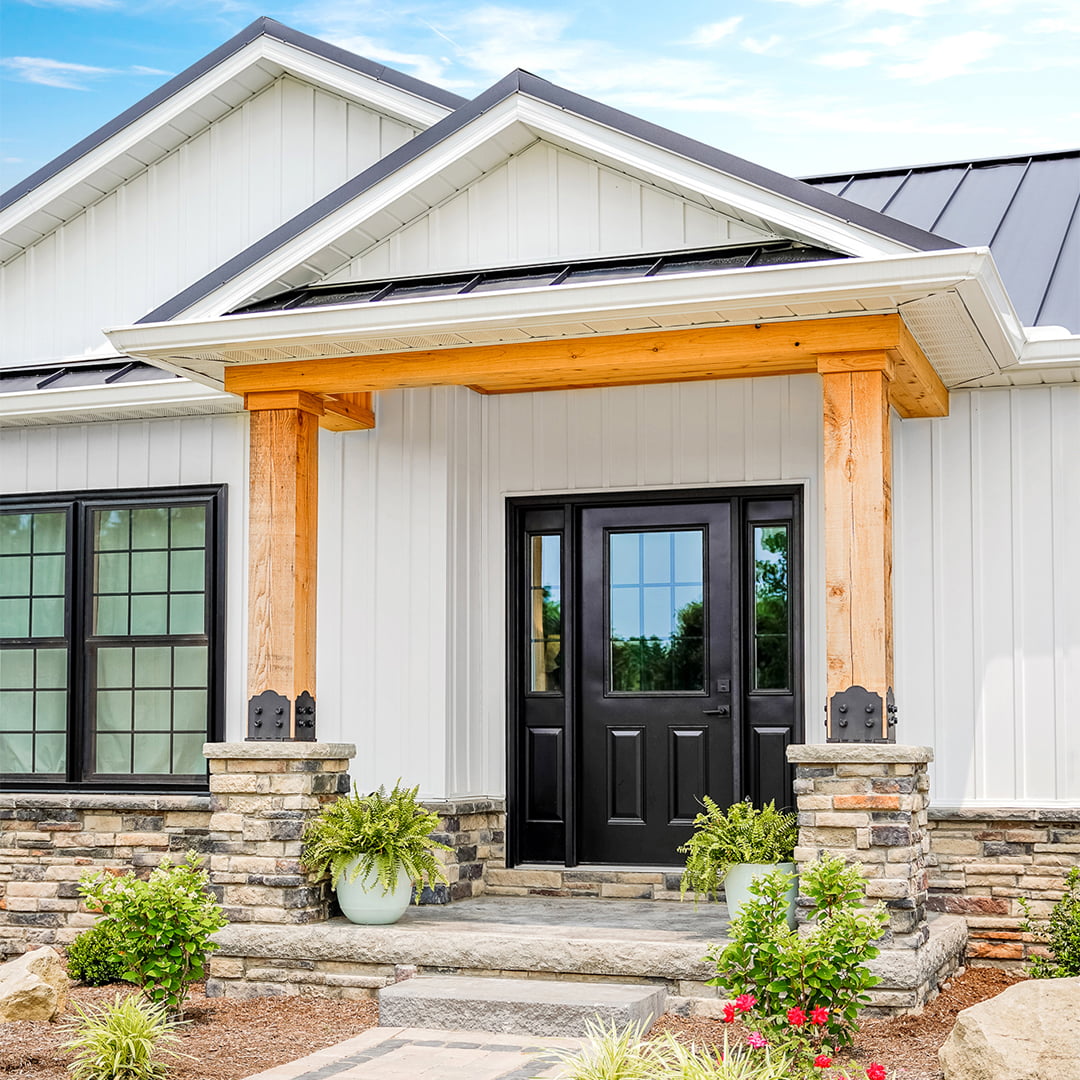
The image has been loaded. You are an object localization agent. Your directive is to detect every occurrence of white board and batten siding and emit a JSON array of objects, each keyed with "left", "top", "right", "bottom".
[
  {"left": 893, "top": 385, "right": 1080, "bottom": 806},
  {"left": 0, "top": 414, "right": 250, "bottom": 729},
  {"left": 0, "top": 75, "right": 420, "bottom": 368},
  {"left": 315, "top": 377, "right": 826, "bottom": 800},
  {"left": 321, "top": 139, "right": 779, "bottom": 283}
]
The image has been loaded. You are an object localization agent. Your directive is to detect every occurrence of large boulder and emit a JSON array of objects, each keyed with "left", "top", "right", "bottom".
[
  {"left": 0, "top": 946, "right": 72, "bottom": 1022},
  {"left": 940, "top": 975, "right": 1080, "bottom": 1080}
]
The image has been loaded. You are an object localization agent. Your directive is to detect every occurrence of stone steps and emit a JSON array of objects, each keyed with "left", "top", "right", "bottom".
[{"left": 378, "top": 974, "right": 666, "bottom": 1036}]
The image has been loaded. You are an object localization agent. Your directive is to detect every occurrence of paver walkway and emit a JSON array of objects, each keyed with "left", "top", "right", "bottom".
[{"left": 241, "top": 1026, "right": 583, "bottom": 1080}]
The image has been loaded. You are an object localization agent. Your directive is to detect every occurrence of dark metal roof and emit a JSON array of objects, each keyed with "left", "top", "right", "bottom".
[
  {"left": 0, "top": 18, "right": 467, "bottom": 213},
  {"left": 139, "top": 68, "right": 956, "bottom": 326},
  {"left": 228, "top": 241, "right": 848, "bottom": 315},
  {"left": 803, "top": 150, "right": 1080, "bottom": 331},
  {"left": 0, "top": 360, "right": 179, "bottom": 395}
]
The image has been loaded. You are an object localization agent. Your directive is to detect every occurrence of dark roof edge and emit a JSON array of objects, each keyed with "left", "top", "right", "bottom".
[
  {"left": 0, "top": 16, "right": 465, "bottom": 213},
  {"left": 138, "top": 70, "right": 529, "bottom": 323},
  {"left": 802, "top": 147, "right": 1080, "bottom": 184}
]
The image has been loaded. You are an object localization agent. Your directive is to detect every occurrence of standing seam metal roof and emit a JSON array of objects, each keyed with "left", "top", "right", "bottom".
[{"left": 803, "top": 150, "right": 1080, "bottom": 332}]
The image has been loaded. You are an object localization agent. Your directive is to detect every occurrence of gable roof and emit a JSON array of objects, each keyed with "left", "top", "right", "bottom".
[
  {"left": 136, "top": 68, "right": 958, "bottom": 325},
  {"left": 804, "top": 150, "right": 1080, "bottom": 332},
  {"left": 0, "top": 18, "right": 465, "bottom": 261}
]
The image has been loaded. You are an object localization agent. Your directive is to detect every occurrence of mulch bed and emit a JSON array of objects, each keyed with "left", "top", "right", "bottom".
[
  {"left": 0, "top": 983, "right": 378, "bottom": 1080},
  {"left": 2, "top": 967, "right": 1026, "bottom": 1079},
  {"left": 651, "top": 966, "right": 1028, "bottom": 1079}
]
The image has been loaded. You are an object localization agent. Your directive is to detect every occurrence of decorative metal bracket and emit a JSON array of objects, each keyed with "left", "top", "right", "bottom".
[
  {"left": 247, "top": 690, "right": 290, "bottom": 740},
  {"left": 826, "top": 685, "right": 898, "bottom": 743},
  {"left": 293, "top": 691, "right": 317, "bottom": 741}
]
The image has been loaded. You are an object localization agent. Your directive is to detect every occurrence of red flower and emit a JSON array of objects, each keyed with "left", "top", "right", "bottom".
[
  {"left": 866, "top": 1065, "right": 887, "bottom": 1080},
  {"left": 787, "top": 1006, "right": 807, "bottom": 1026},
  {"left": 810, "top": 1006, "right": 829, "bottom": 1026},
  {"left": 734, "top": 993, "right": 757, "bottom": 1013},
  {"left": 746, "top": 1031, "right": 768, "bottom": 1049},
  {"left": 722, "top": 1002, "right": 737, "bottom": 1023},
  {"left": 814, "top": 1055, "right": 833, "bottom": 1068}
]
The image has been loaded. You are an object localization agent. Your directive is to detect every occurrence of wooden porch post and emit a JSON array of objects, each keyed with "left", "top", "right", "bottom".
[
  {"left": 244, "top": 390, "right": 323, "bottom": 739},
  {"left": 818, "top": 353, "right": 894, "bottom": 741}
]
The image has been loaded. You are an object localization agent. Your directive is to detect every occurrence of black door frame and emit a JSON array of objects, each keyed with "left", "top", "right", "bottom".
[{"left": 505, "top": 484, "right": 804, "bottom": 869}]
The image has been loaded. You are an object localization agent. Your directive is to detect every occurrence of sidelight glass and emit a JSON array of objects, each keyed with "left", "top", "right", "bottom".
[
  {"left": 752, "top": 524, "right": 790, "bottom": 691},
  {"left": 609, "top": 529, "right": 704, "bottom": 692},
  {"left": 528, "top": 535, "right": 562, "bottom": 692}
]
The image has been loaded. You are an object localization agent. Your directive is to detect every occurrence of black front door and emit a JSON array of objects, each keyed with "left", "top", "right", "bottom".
[
  {"left": 578, "top": 503, "right": 734, "bottom": 864},
  {"left": 508, "top": 488, "right": 801, "bottom": 868}
]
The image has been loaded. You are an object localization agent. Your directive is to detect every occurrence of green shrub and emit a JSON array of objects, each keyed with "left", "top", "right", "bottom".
[
  {"left": 62, "top": 993, "right": 185, "bottom": 1080},
  {"left": 679, "top": 798, "right": 797, "bottom": 902},
  {"left": 79, "top": 852, "right": 227, "bottom": 1017},
  {"left": 66, "top": 920, "right": 130, "bottom": 986},
  {"left": 1020, "top": 865, "right": 1080, "bottom": 977},
  {"left": 301, "top": 781, "right": 451, "bottom": 893},
  {"left": 706, "top": 856, "right": 887, "bottom": 1048}
]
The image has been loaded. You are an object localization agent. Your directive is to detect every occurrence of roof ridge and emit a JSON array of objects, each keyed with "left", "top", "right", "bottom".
[{"left": 0, "top": 16, "right": 465, "bottom": 212}]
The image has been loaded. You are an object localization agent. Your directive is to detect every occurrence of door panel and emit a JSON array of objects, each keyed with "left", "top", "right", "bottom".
[{"left": 579, "top": 503, "right": 734, "bottom": 865}]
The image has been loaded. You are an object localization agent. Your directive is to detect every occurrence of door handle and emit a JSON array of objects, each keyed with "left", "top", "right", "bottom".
[{"left": 702, "top": 706, "right": 731, "bottom": 717}]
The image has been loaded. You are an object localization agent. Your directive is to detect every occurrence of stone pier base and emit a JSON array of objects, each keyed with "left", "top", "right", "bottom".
[{"left": 787, "top": 743, "right": 967, "bottom": 1014}]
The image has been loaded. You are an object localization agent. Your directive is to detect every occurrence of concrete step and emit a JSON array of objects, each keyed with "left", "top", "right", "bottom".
[{"left": 378, "top": 974, "right": 666, "bottom": 1037}]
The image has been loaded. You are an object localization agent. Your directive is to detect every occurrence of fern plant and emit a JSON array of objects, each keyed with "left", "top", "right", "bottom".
[
  {"left": 679, "top": 797, "right": 797, "bottom": 902},
  {"left": 62, "top": 994, "right": 186, "bottom": 1080},
  {"left": 300, "top": 780, "right": 452, "bottom": 893}
]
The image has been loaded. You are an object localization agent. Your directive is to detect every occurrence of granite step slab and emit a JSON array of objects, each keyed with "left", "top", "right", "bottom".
[{"left": 378, "top": 974, "right": 666, "bottom": 1037}]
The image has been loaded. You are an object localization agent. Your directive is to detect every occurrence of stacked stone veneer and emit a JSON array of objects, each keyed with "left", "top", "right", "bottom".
[
  {"left": 485, "top": 866, "right": 685, "bottom": 900},
  {"left": 927, "top": 807, "right": 1080, "bottom": 966},
  {"left": 420, "top": 799, "right": 505, "bottom": 903},
  {"left": 0, "top": 793, "right": 212, "bottom": 959},
  {"left": 205, "top": 742, "right": 354, "bottom": 924},
  {"left": 787, "top": 744, "right": 967, "bottom": 1014}
]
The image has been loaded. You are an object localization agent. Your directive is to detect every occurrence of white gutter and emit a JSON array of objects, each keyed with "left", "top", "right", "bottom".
[
  {"left": 0, "top": 378, "right": 235, "bottom": 423},
  {"left": 106, "top": 247, "right": 1017, "bottom": 369}
]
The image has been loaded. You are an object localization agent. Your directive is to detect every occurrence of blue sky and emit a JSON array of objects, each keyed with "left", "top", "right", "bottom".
[{"left": 2, "top": 0, "right": 1077, "bottom": 193}]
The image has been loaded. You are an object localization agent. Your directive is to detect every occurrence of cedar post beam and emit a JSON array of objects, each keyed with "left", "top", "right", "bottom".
[
  {"left": 818, "top": 352, "right": 895, "bottom": 741},
  {"left": 245, "top": 391, "right": 321, "bottom": 740}
]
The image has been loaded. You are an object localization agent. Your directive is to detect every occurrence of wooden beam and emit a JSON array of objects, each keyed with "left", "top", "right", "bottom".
[
  {"left": 246, "top": 399, "right": 320, "bottom": 737},
  {"left": 821, "top": 367, "right": 893, "bottom": 738},
  {"left": 222, "top": 315, "right": 947, "bottom": 417},
  {"left": 319, "top": 392, "right": 375, "bottom": 432}
]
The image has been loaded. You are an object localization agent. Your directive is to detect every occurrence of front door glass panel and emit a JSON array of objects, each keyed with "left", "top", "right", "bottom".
[
  {"left": 751, "top": 524, "right": 790, "bottom": 691},
  {"left": 528, "top": 534, "right": 562, "bottom": 693},
  {"left": 608, "top": 529, "right": 704, "bottom": 692}
]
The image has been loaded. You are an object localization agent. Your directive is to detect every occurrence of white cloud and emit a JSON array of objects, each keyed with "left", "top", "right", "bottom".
[
  {"left": 857, "top": 25, "right": 911, "bottom": 47},
  {"left": 886, "top": 30, "right": 1004, "bottom": 82},
  {"left": 1, "top": 56, "right": 114, "bottom": 89},
  {"left": 17, "top": 0, "right": 120, "bottom": 8},
  {"left": 816, "top": 49, "right": 872, "bottom": 68},
  {"left": 685, "top": 18, "right": 744, "bottom": 46},
  {"left": 325, "top": 34, "right": 451, "bottom": 86},
  {"left": 741, "top": 35, "right": 784, "bottom": 54}
]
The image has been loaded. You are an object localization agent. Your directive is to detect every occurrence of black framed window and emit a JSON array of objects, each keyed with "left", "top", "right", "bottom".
[{"left": 0, "top": 486, "right": 226, "bottom": 789}]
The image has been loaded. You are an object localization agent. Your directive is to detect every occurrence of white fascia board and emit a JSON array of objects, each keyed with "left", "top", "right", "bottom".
[
  {"left": 174, "top": 96, "right": 528, "bottom": 320},
  {"left": 0, "top": 379, "right": 235, "bottom": 422},
  {"left": 106, "top": 248, "right": 999, "bottom": 360},
  {"left": 1017, "top": 332, "right": 1080, "bottom": 366},
  {"left": 0, "top": 38, "right": 450, "bottom": 242},
  {"left": 948, "top": 248, "right": 1026, "bottom": 369},
  {"left": 258, "top": 39, "right": 451, "bottom": 128},
  {"left": 512, "top": 97, "right": 915, "bottom": 260}
]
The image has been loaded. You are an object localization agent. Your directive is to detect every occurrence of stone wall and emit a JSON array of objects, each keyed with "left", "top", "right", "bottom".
[
  {"left": 420, "top": 799, "right": 505, "bottom": 903},
  {"left": 927, "top": 807, "right": 1080, "bottom": 966},
  {"left": 0, "top": 793, "right": 212, "bottom": 959},
  {"left": 484, "top": 866, "right": 684, "bottom": 900}
]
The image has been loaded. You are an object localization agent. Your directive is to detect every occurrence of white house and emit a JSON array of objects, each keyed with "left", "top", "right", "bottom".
[{"left": 2, "top": 18, "right": 1078, "bottom": 961}]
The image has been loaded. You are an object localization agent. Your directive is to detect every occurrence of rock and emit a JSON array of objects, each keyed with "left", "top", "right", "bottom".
[
  {"left": 0, "top": 946, "right": 72, "bottom": 1022},
  {"left": 939, "top": 975, "right": 1080, "bottom": 1080}
]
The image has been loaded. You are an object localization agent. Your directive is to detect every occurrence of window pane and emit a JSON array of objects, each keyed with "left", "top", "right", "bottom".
[
  {"left": 95, "top": 553, "right": 129, "bottom": 594},
  {"left": 36, "top": 691, "right": 67, "bottom": 730},
  {"left": 94, "top": 595, "right": 129, "bottom": 636},
  {"left": 0, "top": 733, "right": 33, "bottom": 772},
  {"left": 131, "top": 551, "right": 168, "bottom": 593},
  {"left": 172, "top": 733, "right": 206, "bottom": 775},
  {"left": 133, "top": 732, "right": 171, "bottom": 774},
  {"left": 131, "top": 508, "right": 168, "bottom": 550},
  {"left": 173, "top": 689, "right": 207, "bottom": 730},
  {"left": 32, "top": 513, "right": 66, "bottom": 553},
  {"left": 95, "top": 510, "right": 129, "bottom": 550},
  {"left": 35, "top": 733, "right": 66, "bottom": 773},
  {"left": 0, "top": 556, "right": 31, "bottom": 597},
  {"left": 0, "top": 598, "right": 28, "bottom": 638},
  {"left": 170, "top": 550, "right": 204, "bottom": 592},
  {"left": 0, "top": 690, "right": 34, "bottom": 727},
  {"left": 97, "top": 690, "right": 132, "bottom": 730},
  {"left": 36, "top": 647, "right": 67, "bottom": 688},
  {"left": 96, "top": 732, "right": 131, "bottom": 773},
  {"left": 171, "top": 507, "right": 206, "bottom": 548},
  {"left": 97, "top": 647, "right": 132, "bottom": 689},
  {"left": 609, "top": 530, "right": 704, "bottom": 693},
  {"left": 752, "top": 525, "right": 790, "bottom": 691},
  {"left": 0, "top": 515, "right": 32, "bottom": 555},
  {"left": 134, "top": 689, "right": 171, "bottom": 730},
  {"left": 135, "top": 647, "right": 172, "bottom": 687},
  {"left": 528, "top": 534, "right": 562, "bottom": 693},
  {"left": 169, "top": 594, "right": 203, "bottom": 635},
  {"left": 130, "top": 594, "right": 167, "bottom": 635},
  {"left": 0, "top": 648, "right": 33, "bottom": 688},
  {"left": 33, "top": 555, "right": 65, "bottom": 596},
  {"left": 173, "top": 646, "right": 207, "bottom": 687},
  {"left": 31, "top": 597, "right": 64, "bottom": 638}
]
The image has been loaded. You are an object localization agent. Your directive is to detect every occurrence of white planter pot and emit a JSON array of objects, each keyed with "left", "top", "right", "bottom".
[
  {"left": 335, "top": 860, "right": 413, "bottom": 925},
  {"left": 723, "top": 862, "right": 797, "bottom": 928}
]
